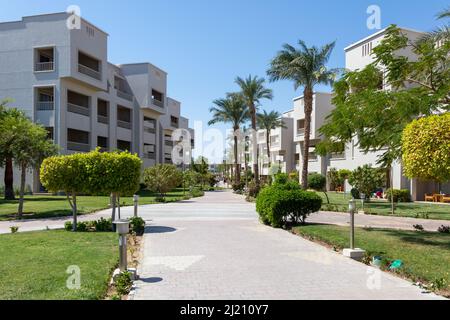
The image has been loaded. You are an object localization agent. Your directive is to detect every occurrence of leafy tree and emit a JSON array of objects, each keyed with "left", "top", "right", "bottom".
[
  {"left": 418, "top": 7, "right": 449, "bottom": 44},
  {"left": 209, "top": 93, "right": 249, "bottom": 185},
  {"left": 268, "top": 40, "right": 338, "bottom": 189},
  {"left": 143, "top": 164, "right": 182, "bottom": 200},
  {"left": 40, "top": 154, "right": 88, "bottom": 231},
  {"left": 402, "top": 113, "right": 450, "bottom": 183},
  {"left": 235, "top": 75, "right": 273, "bottom": 187},
  {"left": 83, "top": 150, "right": 142, "bottom": 223},
  {"left": 0, "top": 104, "right": 29, "bottom": 200},
  {"left": 348, "top": 165, "right": 386, "bottom": 200},
  {"left": 257, "top": 110, "right": 286, "bottom": 167},
  {"left": 317, "top": 24, "right": 450, "bottom": 168},
  {"left": 9, "top": 120, "right": 58, "bottom": 218},
  {"left": 308, "top": 173, "right": 329, "bottom": 204}
]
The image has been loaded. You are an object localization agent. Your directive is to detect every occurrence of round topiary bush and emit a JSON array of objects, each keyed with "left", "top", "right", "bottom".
[
  {"left": 307, "top": 173, "right": 326, "bottom": 191},
  {"left": 256, "top": 184, "right": 322, "bottom": 228}
]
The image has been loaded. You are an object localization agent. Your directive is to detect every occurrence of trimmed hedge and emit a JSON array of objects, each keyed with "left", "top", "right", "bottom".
[
  {"left": 256, "top": 183, "right": 322, "bottom": 228},
  {"left": 386, "top": 189, "right": 411, "bottom": 203}
]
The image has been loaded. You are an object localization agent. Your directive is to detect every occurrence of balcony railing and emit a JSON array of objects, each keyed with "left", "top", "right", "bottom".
[
  {"left": 78, "top": 64, "right": 101, "bottom": 80},
  {"left": 67, "top": 142, "right": 91, "bottom": 152},
  {"left": 330, "top": 152, "right": 346, "bottom": 160},
  {"left": 36, "top": 101, "right": 54, "bottom": 111},
  {"left": 165, "top": 140, "right": 173, "bottom": 147},
  {"left": 297, "top": 128, "right": 305, "bottom": 136},
  {"left": 144, "top": 152, "right": 156, "bottom": 160},
  {"left": 171, "top": 121, "right": 179, "bottom": 128},
  {"left": 35, "top": 62, "right": 54, "bottom": 72},
  {"left": 68, "top": 103, "right": 90, "bottom": 116},
  {"left": 308, "top": 153, "right": 318, "bottom": 161},
  {"left": 144, "top": 127, "right": 156, "bottom": 134},
  {"left": 117, "top": 120, "right": 132, "bottom": 130},
  {"left": 117, "top": 90, "right": 133, "bottom": 102},
  {"left": 152, "top": 98, "right": 164, "bottom": 108},
  {"left": 98, "top": 115, "right": 109, "bottom": 124}
]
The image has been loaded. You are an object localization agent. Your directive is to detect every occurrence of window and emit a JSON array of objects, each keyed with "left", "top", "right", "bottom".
[
  {"left": 171, "top": 116, "right": 179, "bottom": 128},
  {"left": 97, "top": 99, "right": 109, "bottom": 124},
  {"left": 117, "top": 106, "right": 132, "bottom": 129},
  {"left": 35, "top": 47, "right": 54, "bottom": 72},
  {"left": 68, "top": 90, "right": 90, "bottom": 116},
  {"left": 117, "top": 140, "right": 131, "bottom": 152},
  {"left": 35, "top": 87, "right": 54, "bottom": 111},
  {"left": 78, "top": 51, "right": 101, "bottom": 80},
  {"left": 297, "top": 119, "right": 305, "bottom": 135},
  {"left": 67, "top": 128, "right": 90, "bottom": 152},
  {"left": 362, "top": 42, "right": 373, "bottom": 57},
  {"left": 86, "top": 25, "right": 95, "bottom": 37},
  {"left": 97, "top": 136, "right": 108, "bottom": 151},
  {"left": 46, "top": 127, "right": 54, "bottom": 140}
]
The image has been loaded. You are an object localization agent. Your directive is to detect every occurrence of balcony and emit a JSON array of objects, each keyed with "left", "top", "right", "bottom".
[
  {"left": 78, "top": 51, "right": 101, "bottom": 81},
  {"left": 117, "top": 120, "right": 131, "bottom": 130},
  {"left": 117, "top": 90, "right": 133, "bottom": 102},
  {"left": 165, "top": 140, "right": 174, "bottom": 147},
  {"left": 67, "top": 142, "right": 91, "bottom": 152},
  {"left": 34, "top": 47, "right": 54, "bottom": 72},
  {"left": 144, "top": 127, "right": 156, "bottom": 134},
  {"left": 308, "top": 153, "right": 318, "bottom": 162},
  {"left": 35, "top": 62, "right": 54, "bottom": 72},
  {"left": 68, "top": 103, "right": 90, "bottom": 116},
  {"left": 144, "top": 152, "right": 156, "bottom": 160},
  {"left": 297, "top": 128, "right": 305, "bottom": 136}
]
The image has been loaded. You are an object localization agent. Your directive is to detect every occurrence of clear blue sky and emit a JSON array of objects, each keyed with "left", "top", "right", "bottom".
[{"left": 1, "top": 0, "right": 447, "bottom": 159}]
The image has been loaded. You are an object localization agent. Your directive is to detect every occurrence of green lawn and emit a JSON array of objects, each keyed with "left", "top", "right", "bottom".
[
  {"left": 0, "top": 188, "right": 189, "bottom": 221},
  {"left": 0, "top": 230, "right": 118, "bottom": 300},
  {"left": 318, "top": 192, "right": 450, "bottom": 221},
  {"left": 293, "top": 224, "right": 450, "bottom": 294}
]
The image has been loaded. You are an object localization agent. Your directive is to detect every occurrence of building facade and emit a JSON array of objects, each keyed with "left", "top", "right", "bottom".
[{"left": 0, "top": 12, "right": 194, "bottom": 192}]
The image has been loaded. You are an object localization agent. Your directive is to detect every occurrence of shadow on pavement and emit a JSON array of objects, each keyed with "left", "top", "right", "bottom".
[
  {"left": 145, "top": 226, "right": 177, "bottom": 234},
  {"left": 138, "top": 277, "right": 163, "bottom": 284}
]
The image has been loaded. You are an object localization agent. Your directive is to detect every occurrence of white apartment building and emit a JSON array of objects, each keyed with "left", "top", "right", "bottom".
[{"left": 0, "top": 12, "right": 194, "bottom": 192}]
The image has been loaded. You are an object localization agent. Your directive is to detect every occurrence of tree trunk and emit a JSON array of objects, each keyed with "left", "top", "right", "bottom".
[
  {"left": 4, "top": 157, "right": 15, "bottom": 200},
  {"left": 301, "top": 88, "right": 313, "bottom": 190},
  {"left": 250, "top": 103, "right": 260, "bottom": 186},
  {"left": 234, "top": 132, "right": 241, "bottom": 185},
  {"left": 266, "top": 129, "right": 271, "bottom": 169},
  {"left": 17, "top": 163, "right": 27, "bottom": 219},
  {"left": 72, "top": 193, "right": 77, "bottom": 232}
]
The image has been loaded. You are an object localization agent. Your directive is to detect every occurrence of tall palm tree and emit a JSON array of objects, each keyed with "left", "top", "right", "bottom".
[
  {"left": 209, "top": 94, "right": 249, "bottom": 185},
  {"left": 235, "top": 75, "right": 273, "bottom": 186},
  {"left": 257, "top": 110, "right": 286, "bottom": 168},
  {"left": 267, "top": 40, "right": 338, "bottom": 189}
]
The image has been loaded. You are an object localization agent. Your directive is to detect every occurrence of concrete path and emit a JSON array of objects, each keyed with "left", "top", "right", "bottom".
[{"left": 130, "top": 191, "right": 444, "bottom": 300}]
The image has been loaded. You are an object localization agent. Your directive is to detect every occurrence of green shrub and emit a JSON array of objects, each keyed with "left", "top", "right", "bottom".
[
  {"left": 143, "top": 164, "right": 182, "bottom": 199},
  {"left": 232, "top": 182, "right": 245, "bottom": 193},
  {"left": 351, "top": 188, "right": 360, "bottom": 199},
  {"left": 348, "top": 165, "right": 385, "bottom": 198},
  {"left": 289, "top": 171, "right": 299, "bottom": 182},
  {"left": 10, "top": 226, "right": 19, "bottom": 234},
  {"left": 64, "top": 221, "right": 73, "bottom": 231},
  {"left": 129, "top": 217, "right": 145, "bottom": 234},
  {"left": 256, "top": 185, "right": 322, "bottom": 228},
  {"left": 386, "top": 189, "right": 411, "bottom": 203},
  {"left": 308, "top": 173, "right": 326, "bottom": 191},
  {"left": 190, "top": 187, "right": 205, "bottom": 198},
  {"left": 94, "top": 218, "right": 113, "bottom": 232},
  {"left": 115, "top": 272, "right": 133, "bottom": 296},
  {"left": 76, "top": 222, "right": 88, "bottom": 232},
  {"left": 438, "top": 225, "right": 450, "bottom": 234},
  {"left": 247, "top": 180, "right": 261, "bottom": 198}
]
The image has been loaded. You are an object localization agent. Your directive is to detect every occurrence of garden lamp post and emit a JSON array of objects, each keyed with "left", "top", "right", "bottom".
[
  {"left": 114, "top": 220, "right": 130, "bottom": 272},
  {"left": 133, "top": 195, "right": 139, "bottom": 217},
  {"left": 348, "top": 199, "right": 356, "bottom": 249},
  {"left": 360, "top": 193, "right": 366, "bottom": 214},
  {"left": 343, "top": 199, "right": 365, "bottom": 260}
]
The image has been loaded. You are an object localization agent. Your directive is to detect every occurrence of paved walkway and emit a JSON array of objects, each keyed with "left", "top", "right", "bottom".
[{"left": 130, "top": 191, "right": 444, "bottom": 300}]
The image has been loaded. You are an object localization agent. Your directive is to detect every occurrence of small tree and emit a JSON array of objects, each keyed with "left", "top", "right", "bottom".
[
  {"left": 348, "top": 165, "right": 385, "bottom": 200},
  {"left": 11, "top": 120, "right": 57, "bottom": 218},
  {"left": 402, "top": 113, "right": 450, "bottom": 183},
  {"left": 40, "top": 154, "right": 88, "bottom": 231},
  {"left": 143, "top": 164, "right": 182, "bottom": 200},
  {"left": 84, "top": 150, "right": 142, "bottom": 223},
  {"left": 308, "top": 173, "right": 329, "bottom": 204}
]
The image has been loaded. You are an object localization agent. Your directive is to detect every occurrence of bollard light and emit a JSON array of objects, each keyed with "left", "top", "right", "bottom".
[
  {"left": 114, "top": 220, "right": 130, "bottom": 272},
  {"left": 348, "top": 199, "right": 356, "bottom": 249},
  {"left": 133, "top": 195, "right": 139, "bottom": 217}
]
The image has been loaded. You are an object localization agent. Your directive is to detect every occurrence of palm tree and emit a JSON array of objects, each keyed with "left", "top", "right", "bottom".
[
  {"left": 418, "top": 7, "right": 449, "bottom": 44},
  {"left": 257, "top": 110, "right": 286, "bottom": 168},
  {"left": 267, "top": 40, "right": 338, "bottom": 189},
  {"left": 209, "top": 94, "right": 249, "bottom": 185},
  {"left": 235, "top": 75, "right": 273, "bottom": 186}
]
